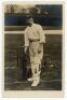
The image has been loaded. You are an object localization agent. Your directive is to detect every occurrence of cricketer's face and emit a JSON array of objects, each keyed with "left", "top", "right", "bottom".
[{"left": 27, "top": 18, "right": 34, "bottom": 26}]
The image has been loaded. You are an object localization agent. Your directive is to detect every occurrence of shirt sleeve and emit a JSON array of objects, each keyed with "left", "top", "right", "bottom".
[
  {"left": 38, "top": 25, "right": 46, "bottom": 43},
  {"left": 24, "top": 28, "right": 29, "bottom": 47}
]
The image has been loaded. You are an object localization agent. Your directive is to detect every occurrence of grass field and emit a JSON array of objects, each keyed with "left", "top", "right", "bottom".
[{"left": 4, "top": 31, "right": 62, "bottom": 90}]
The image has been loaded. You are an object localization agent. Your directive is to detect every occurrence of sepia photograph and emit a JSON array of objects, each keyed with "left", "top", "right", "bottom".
[{"left": 3, "top": 1, "right": 64, "bottom": 97}]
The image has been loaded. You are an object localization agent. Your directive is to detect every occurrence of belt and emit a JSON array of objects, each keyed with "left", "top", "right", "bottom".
[{"left": 29, "top": 39, "right": 40, "bottom": 42}]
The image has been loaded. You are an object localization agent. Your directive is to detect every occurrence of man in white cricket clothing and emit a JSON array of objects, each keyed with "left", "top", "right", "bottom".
[{"left": 24, "top": 16, "right": 45, "bottom": 87}]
